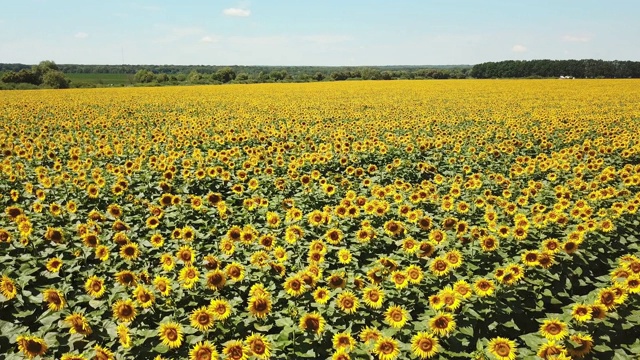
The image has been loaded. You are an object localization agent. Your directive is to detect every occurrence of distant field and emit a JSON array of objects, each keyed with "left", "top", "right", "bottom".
[{"left": 66, "top": 73, "right": 132, "bottom": 86}]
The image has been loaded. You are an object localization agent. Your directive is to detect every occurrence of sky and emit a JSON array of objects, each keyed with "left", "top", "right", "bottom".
[{"left": 1, "top": 0, "right": 639, "bottom": 66}]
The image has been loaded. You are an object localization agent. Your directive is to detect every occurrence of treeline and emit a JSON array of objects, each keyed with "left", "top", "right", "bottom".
[
  {"left": 132, "top": 66, "right": 470, "bottom": 85},
  {"left": 1, "top": 63, "right": 471, "bottom": 86},
  {"left": 0, "top": 61, "right": 70, "bottom": 89},
  {"left": 470, "top": 59, "right": 640, "bottom": 79}
]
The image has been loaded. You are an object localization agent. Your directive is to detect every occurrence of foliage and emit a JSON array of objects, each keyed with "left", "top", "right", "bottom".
[
  {"left": 1, "top": 60, "right": 70, "bottom": 88},
  {"left": 1, "top": 80, "right": 640, "bottom": 359},
  {"left": 471, "top": 59, "right": 640, "bottom": 79},
  {"left": 42, "top": 70, "right": 70, "bottom": 89}
]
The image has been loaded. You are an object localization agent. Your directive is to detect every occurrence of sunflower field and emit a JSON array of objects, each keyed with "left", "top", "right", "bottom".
[{"left": 1, "top": 80, "right": 640, "bottom": 360}]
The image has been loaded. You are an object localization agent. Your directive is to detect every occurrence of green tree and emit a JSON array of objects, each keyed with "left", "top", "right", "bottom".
[
  {"left": 42, "top": 70, "right": 69, "bottom": 89},
  {"left": 134, "top": 69, "right": 155, "bottom": 83},
  {"left": 156, "top": 73, "right": 169, "bottom": 83},
  {"left": 187, "top": 70, "right": 203, "bottom": 83},
  {"left": 216, "top": 67, "right": 236, "bottom": 83}
]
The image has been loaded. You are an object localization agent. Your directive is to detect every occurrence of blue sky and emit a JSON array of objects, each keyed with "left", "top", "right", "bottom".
[{"left": 1, "top": 0, "right": 639, "bottom": 66}]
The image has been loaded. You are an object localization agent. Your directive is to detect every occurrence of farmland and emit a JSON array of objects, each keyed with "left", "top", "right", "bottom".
[{"left": 1, "top": 79, "right": 640, "bottom": 359}]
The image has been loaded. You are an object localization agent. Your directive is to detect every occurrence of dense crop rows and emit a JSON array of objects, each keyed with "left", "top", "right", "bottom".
[{"left": 1, "top": 80, "right": 640, "bottom": 359}]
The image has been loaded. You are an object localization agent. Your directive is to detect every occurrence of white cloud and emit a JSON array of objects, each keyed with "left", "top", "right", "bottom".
[
  {"left": 562, "top": 35, "right": 591, "bottom": 43},
  {"left": 512, "top": 44, "right": 527, "bottom": 53},
  {"left": 223, "top": 8, "right": 251, "bottom": 17},
  {"left": 74, "top": 32, "right": 89, "bottom": 39},
  {"left": 201, "top": 35, "right": 221, "bottom": 43}
]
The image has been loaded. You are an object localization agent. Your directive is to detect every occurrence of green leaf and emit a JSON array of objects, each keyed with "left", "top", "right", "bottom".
[
  {"left": 154, "top": 343, "right": 169, "bottom": 353},
  {"left": 254, "top": 323, "right": 273, "bottom": 332}
]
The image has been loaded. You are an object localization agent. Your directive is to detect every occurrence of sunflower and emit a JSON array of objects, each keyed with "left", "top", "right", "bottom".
[
  {"left": 283, "top": 275, "right": 305, "bottom": 297},
  {"left": 313, "top": 287, "right": 331, "bottom": 304},
  {"left": 390, "top": 270, "right": 409, "bottom": 289},
  {"left": 225, "top": 262, "right": 245, "bottom": 282},
  {"left": 444, "top": 250, "right": 463, "bottom": 268},
  {"left": 600, "top": 219, "right": 614, "bottom": 232},
  {"left": 497, "top": 225, "right": 510, "bottom": 238},
  {"left": 325, "top": 228, "right": 344, "bottom": 245},
  {"left": 44, "top": 227, "right": 64, "bottom": 243},
  {"left": 182, "top": 226, "right": 196, "bottom": 242},
  {"left": 513, "top": 227, "right": 527, "bottom": 241},
  {"left": 160, "top": 254, "right": 175, "bottom": 271},
  {"left": 177, "top": 245, "right": 195, "bottom": 265},
  {"left": 399, "top": 237, "right": 418, "bottom": 254},
  {"left": 189, "top": 341, "right": 219, "bottom": 360},
  {"left": 428, "top": 229, "right": 447, "bottom": 244},
  {"left": 179, "top": 266, "right": 200, "bottom": 289},
  {"left": 82, "top": 232, "right": 100, "bottom": 248},
  {"left": 480, "top": 236, "right": 499, "bottom": 252},
  {"left": 205, "top": 269, "right": 226, "bottom": 291},
  {"left": 65, "top": 313, "right": 92, "bottom": 336},
  {"left": 149, "top": 233, "right": 164, "bottom": 248},
  {"left": 133, "top": 285, "right": 155, "bottom": 308},
  {"left": 84, "top": 275, "right": 105, "bottom": 299},
  {"left": 153, "top": 276, "right": 172, "bottom": 296},
  {"left": 539, "top": 318, "right": 568, "bottom": 341},
  {"left": 542, "top": 238, "right": 561, "bottom": 253},
  {"left": 16, "top": 335, "right": 48, "bottom": 358},
  {"left": 453, "top": 280, "right": 472, "bottom": 299},
  {"left": 0, "top": 275, "right": 18, "bottom": 300},
  {"left": 117, "top": 323, "right": 131, "bottom": 349},
  {"left": 158, "top": 321, "right": 183, "bottom": 349},
  {"left": 336, "top": 290, "right": 359, "bottom": 314},
  {"left": 190, "top": 306, "right": 215, "bottom": 331},
  {"left": 327, "top": 271, "right": 347, "bottom": 289},
  {"left": 384, "top": 220, "right": 405, "bottom": 237},
  {"left": 112, "top": 299, "right": 137, "bottom": 322},
  {"left": 332, "top": 350, "right": 351, "bottom": 360},
  {"left": 411, "top": 332, "right": 439, "bottom": 359},
  {"left": 115, "top": 270, "right": 137, "bottom": 287},
  {"left": 337, "top": 249, "right": 352, "bottom": 264},
  {"left": 596, "top": 288, "right": 617, "bottom": 310},
  {"left": 374, "top": 337, "right": 400, "bottom": 360},
  {"left": 223, "top": 340, "right": 248, "bottom": 360},
  {"left": 537, "top": 341, "right": 566, "bottom": 359},
  {"left": 440, "top": 287, "right": 462, "bottom": 311},
  {"left": 429, "top": 257, "right": 450, "bottom": 277},
  {"left": 245, "top": 333, "right": 271, "bottom": 359},
  {"left": 566, "top": 333, "right": 593, "bottom": 358},
  {"left": 626, "top": 275, "right": 640, "bottom": 294},
  {"left": 474, "top": 278, "right": 495, "bottom": 297},
  {"left": 429, "top": 294, "right": 444, "bottom": 310},
  {"left": 299, "top": 312, "right": 325, "bottom": 334},
  {"left": 119, "top": 242, "right": 140, "bottom": 260},
  {"left": 93, "top": 344, "right": 115, "bottom": 360},
  {"left": 384, "top": 305, "right": 409, "bottom": 328},
  {"left": 590, "top": 303, "right": 607, "bottom": 319},
  {"left": 417, "top": 241, "right": 435, "bottom": 258},
  {"left": 487, "top": 337, "right": 517, "bottom": 360},
  {"left": 0, "top": 228, "right": 11, "bottom": 243},
  {"left": 247, "top": 295, "right": 272, "bottom": 318},
  {"left": 521, "top": 250, "right": 539, "bottom": 267},
  {"left": 571, "top": 304, "right": 592, "bottom": 323},
  {"left": 359, "top": 326, "right": 382, "bottom": 344},
  {"left": 333, "top": 332, "right": 355, "bottom": 352},
  {"left": 428, "top": 312, "right": 456, "bottom": 337},
  {"left": 43, "top": 288, "right": 65, "bottom": 311},
  {"left": 362, "top": 285, "right": 384, "bottom": 309},
  {"left": 210, "top": 299, "right": 232, "bottom": 321}
]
